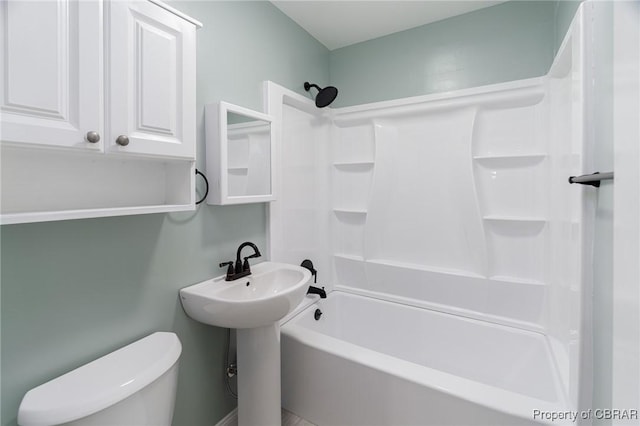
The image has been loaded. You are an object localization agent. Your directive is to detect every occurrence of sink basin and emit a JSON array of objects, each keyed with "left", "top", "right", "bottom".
[{"left": 179, "top": 261, "right": 312, "bottom": 329}]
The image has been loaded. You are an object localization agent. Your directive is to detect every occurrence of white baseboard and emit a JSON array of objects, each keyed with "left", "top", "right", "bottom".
[{"left": 215, "top": 407, "right": 238, "bottom": 426}]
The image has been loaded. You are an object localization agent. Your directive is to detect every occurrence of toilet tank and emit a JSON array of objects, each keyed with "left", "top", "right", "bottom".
[{"left": 18, "top": 332, "right": 182, "bottom": 426}]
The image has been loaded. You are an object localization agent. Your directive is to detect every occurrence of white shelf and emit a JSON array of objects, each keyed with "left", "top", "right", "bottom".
[
  {"left": 334, "top": 253, "right": 365, "bottom": 262},
  {"left": 483, "top": 215, "right": 547, "bottom": 223},
  {"left": 0, "top": 204, "right": 195, "bottom": 225},
  {"left": 1, "top": 147, "right": 195, "bottom": 224},
  {"left": 333, "top": 161, "right": 374, "bottom": 168},
  {"left": 333, "top": 208, "right": 368, "bottom": 215},
  {"left": 366, "top": 258, "right": 485, "bottom": 279},
  {"left": 489, "top": 275, "right": 547, "bottom": 286},
  {"left": 473, "top": 153, "right": 547, "bottom": 164}
]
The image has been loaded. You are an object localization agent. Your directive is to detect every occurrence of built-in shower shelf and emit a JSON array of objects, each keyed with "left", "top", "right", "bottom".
[
  {"left": 473, "top": 154, "right": 547, "bottom": 166},
  {"left": 334, "top": 253, "right": 365, "bottom": 262},
  {"left": 489, "top": 275, "right": 546, "bottom": 286},
  {"left": 333, "top": 208, "right": 368, "bottom": 215},
  {"left": 333, "top": 161, "right": 375, "bottom": 168},
  {"left": 483, "top": 215, "right": 547, "bottom": 223},
  {"left": 366, "top": 259, "right": 485, "bottom": 279}
]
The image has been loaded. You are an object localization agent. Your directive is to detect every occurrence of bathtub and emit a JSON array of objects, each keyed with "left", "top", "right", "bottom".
[{"left": 281, "top": 291, "right": 571, "bottom": 426}]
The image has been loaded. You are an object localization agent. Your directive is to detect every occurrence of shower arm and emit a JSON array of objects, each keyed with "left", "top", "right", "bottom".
[{"left": 304, "top": 82, "right": 321, "bottom": 92}]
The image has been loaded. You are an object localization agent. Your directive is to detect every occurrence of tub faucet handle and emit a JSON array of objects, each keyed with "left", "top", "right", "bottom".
[{"left": 301, "top": 259, "right": 317, "bottom": 283}]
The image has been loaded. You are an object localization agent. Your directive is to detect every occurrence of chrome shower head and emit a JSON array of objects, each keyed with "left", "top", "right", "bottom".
[{"left": 304, "top": 82, "right": 338, "bottom": 108}]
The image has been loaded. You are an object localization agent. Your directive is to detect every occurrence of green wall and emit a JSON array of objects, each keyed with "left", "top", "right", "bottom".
[
  {"left": 554, "top": 0, "right": 584, "bottom": 51},
  {"left": 328, "top": 1, "right": 581, "bottom": 108},
  {"left": 0, "top": 2, "right": 328, "bottom": 425}
]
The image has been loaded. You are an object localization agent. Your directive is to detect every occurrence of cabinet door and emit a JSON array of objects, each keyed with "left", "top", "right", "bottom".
[
  {"left": 107, "top": 1, "right": 196, "bottom": 159},
  {"left": 0, "top": 0, "right": 103, "bottom": 150}
]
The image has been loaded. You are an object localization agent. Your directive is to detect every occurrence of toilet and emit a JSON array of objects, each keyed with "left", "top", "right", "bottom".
[{"left": 18, "top": 332, "right": 182, "bottom": 426}]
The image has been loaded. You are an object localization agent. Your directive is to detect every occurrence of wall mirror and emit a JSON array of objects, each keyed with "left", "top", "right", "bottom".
[{"left": 205, "top": 101, "right": 275, "bottom": 204}]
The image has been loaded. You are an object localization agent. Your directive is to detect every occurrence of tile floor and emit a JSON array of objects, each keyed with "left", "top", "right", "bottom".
[
  {"left": 223, "top": 409, "right": 315, "bottom": 426},
  {"left": 282, "top": 409, "right": 316, "bottom": 426}
]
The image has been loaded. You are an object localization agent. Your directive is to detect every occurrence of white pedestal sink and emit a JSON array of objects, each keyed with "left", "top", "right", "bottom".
[{"left": 179, "top": 262, "right": 311, "bottom": 426}]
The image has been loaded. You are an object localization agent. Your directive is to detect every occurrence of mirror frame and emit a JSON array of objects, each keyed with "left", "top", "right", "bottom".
[{"left": 206, "top": 101, "right": 276, "bottom": 205}]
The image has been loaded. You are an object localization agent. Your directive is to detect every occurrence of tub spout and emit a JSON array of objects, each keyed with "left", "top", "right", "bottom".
[{"left": 307, "top": 286, "right": 326, "bottom": 299}]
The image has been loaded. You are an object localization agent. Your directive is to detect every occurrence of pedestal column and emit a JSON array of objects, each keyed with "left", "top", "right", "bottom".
[{"left": 236, "top": 323, "right": 281, "bottom": 426}]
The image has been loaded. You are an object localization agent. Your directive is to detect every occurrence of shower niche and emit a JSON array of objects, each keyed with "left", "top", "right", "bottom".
[{"left": 205, "top": 102, "right": 275, "bottom": 205}]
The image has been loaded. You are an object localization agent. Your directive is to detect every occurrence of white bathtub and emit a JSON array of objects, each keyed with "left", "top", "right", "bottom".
[{"left": 281, "top": 291, "right": 571, "bottom": 426}]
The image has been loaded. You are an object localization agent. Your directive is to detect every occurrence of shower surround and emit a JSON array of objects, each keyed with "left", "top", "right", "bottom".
[{"left": 269, "top": 5, "right": 593, "bottom": 424}]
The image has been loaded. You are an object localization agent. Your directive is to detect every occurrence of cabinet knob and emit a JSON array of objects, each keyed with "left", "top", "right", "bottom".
[
  {"left": 86, "top": 131, "right": 100, "bottom": 143},
  {"left": 115, "top": 135, "right": 130, "bottom": 146}
]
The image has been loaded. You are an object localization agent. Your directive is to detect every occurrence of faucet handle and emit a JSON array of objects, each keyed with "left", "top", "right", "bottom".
[
  {"left": 219, "top": 261, "right": 234, "bottom": 276},
  {"left": 242, "top": 254, "right": 259, "bottom": 272},
  {"left": 301, "top": 259, "right": 317, "bottom": 283},
  {"left": 241, "top": 252, "right": 261, "bottom": 272}
]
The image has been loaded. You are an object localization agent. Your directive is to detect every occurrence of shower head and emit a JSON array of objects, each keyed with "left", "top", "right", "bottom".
[{"left": 304, "top": 82, "right": 338, "bottom": 108}]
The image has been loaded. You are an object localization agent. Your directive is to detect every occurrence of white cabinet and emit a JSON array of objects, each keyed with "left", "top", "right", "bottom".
[
  {"left": 107, "top": 0, "right": 196, "bottom": 158},
  {"left": 0, "top": 0, "right": 202, "bottom": 224},
  {"left": 206, "top": 102, "right": 276, "bottom": 205},
  {"left": 0, "top": 0, "right": 103, "bottom": 151}
]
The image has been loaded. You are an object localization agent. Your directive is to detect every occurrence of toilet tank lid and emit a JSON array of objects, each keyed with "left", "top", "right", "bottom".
[{"left": 17, "top": 332, "right": 182, "bottom": 426}]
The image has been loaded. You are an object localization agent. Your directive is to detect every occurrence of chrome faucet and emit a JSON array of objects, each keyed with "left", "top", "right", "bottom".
[{"left": 219, "top": 242, "right": 261, "bottom": 281}]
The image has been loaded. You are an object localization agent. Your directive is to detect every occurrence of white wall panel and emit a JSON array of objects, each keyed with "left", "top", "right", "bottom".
[{"left": 270, "top": 5, "right": 591, "bottom": 408}]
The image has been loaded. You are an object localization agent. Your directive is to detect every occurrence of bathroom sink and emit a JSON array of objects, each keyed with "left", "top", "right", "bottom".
[{"left": 179, "top": 261, "right": 312, "bottom": 329}]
